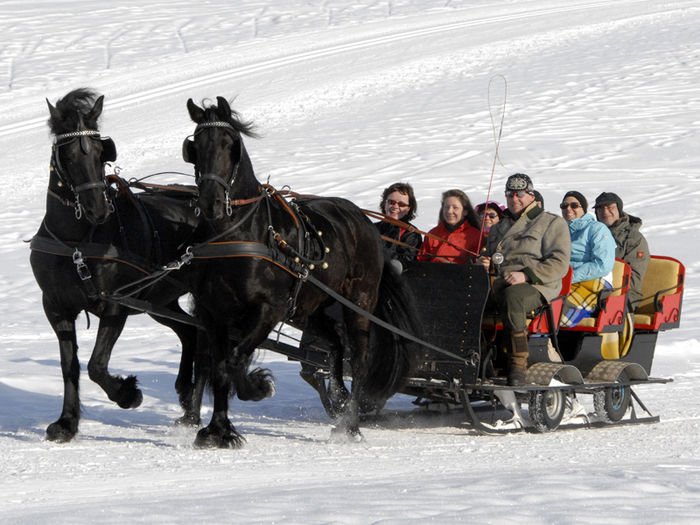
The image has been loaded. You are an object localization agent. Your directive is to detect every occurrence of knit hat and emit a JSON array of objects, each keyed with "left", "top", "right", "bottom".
[
  {"left": 593, "top": 192, "right": 624, "bottom": 215},
  {"left": 563, "top": 190, "right": 588, "bottom": 213},
  {"left": 532, "top": 190, "right": 544, "bottom": 208},
  {"left": 505, "top": 173, "right": 534, "bottom": 193}
]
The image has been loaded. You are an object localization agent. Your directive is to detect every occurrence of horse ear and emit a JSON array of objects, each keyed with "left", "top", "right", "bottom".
[
  {"left": 87, "top": 95, "right": 105, "bottom": 122},
  {"left": 216, "top": 96, "right": 231, "bottom": 117},
  {"left": 47, "top": 98, "right": 61, "bottom": 122},
  {"left": 187, "top": 98, "right": 205, "bottom": 123}
]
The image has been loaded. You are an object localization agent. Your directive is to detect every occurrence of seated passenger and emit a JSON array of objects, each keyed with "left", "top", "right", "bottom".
[
  {"left": 532, "top": 190, "right": 544, "bottom": 209},
  {"left": 559, "top": 190, "right": 616, "bottom": 327},
  {"left": 475, "top": 201, "right": 504, "bottom": 236},
  {"left": 374, "top": 182, "right": 422, "bottom": 273},
  {"left": 419, "top": 189, "right": 482, "bottom": 263},
  {"left": 479, "top": 173, "right": 570, "bottom": 385},
  {"left": 593, "top": 192, "right": 649, "bottom": 311}
]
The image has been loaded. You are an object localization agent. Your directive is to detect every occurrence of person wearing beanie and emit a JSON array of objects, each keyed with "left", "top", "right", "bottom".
[
  {"left": 475, "top": 201, "right": 504, "bottom": 234},
  {"left": 594, "top": 192, "right": 650, "bottom": 309},
  {"left": 532, "top": 190, "right": 544, "bottom": 209},
  {"left": 479, "top": 173, "right": 570, "bottom": 386},
  {"left": 559, "top": 190, "right": 616, "bottom": 327}
]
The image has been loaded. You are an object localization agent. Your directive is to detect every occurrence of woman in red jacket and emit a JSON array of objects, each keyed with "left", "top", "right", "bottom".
[{"left": 419, "top": 189, "right": 483, "bottom": 263}]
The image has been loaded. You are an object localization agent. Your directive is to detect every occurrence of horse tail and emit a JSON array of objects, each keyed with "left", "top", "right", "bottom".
[{"left": 364, "top": 261, "right": 422, "bottom": 404}]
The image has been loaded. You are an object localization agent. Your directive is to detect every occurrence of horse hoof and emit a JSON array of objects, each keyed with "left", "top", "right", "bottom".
[
  {"left": 194, "top": 427, "right": 246, "bottom": 449},
  {"left": 117, "top": 388, "right": 143, "bottom": 409},
  {"left": 175, "top": 413, "right": 202, "bottom": 427},
  {"left": 329, "top": 425, "right": 364, "bottom": 444},
  {"left": 237, "top": 368, "right": 276, "bottom": 402},
  {"left": 116, "top": 375, "right": 143, "bottom": 409},
  {"left": 46, "top": 421, "right": 77, "bottom": 443}
]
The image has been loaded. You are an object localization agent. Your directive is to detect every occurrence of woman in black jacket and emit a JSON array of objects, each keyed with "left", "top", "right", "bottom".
[{"left": 375, "top": 182, "right": 422, "bottom": 272}]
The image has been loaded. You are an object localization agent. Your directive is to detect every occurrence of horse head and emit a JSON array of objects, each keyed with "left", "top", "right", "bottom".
[
  {"left": 46, "top": 88, "right": 116, "bottom": 224},
  {"left": 183, "top": 97, "right": 258, "bottom": 221}
]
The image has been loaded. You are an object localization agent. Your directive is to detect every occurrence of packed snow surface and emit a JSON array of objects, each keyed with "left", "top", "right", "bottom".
[{"left": 1, "top": 1, "right": 700, "bottom": 523}]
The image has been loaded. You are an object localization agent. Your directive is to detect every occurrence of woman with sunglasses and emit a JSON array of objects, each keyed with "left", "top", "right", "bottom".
[
  {"left": 475, "top": 201, "right": 504, "bottom": 234},
  {"left": 419, "top": 189, "right": 482, "bottom": 263},
  {"left": 560, "top": 190, "right": 616, "bottom": 327},
  {"left": 375, "top": 182, "right": 422, "bottom": 273}
]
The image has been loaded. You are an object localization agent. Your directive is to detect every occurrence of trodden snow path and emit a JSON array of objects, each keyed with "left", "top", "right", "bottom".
[{"left": 1, "top": 1, "right": 700, "bottom": 523}]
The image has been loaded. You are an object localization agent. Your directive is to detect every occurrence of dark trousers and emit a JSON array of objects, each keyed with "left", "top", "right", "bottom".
[{"left": 494, "top": 282, "right": 545, "bottom": 332}]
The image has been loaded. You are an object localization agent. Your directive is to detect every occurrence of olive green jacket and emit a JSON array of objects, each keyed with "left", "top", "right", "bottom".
[
  {"left": 607, "top": 213, "right": 649, "bottom": 308},
  {"left": 484, "top": 202, "right": 571, "bottom": 301}
]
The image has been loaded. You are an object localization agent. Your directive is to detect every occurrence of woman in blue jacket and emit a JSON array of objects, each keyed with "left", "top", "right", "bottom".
[{"left": 560, "top": 190, "right": 616, "bottom": 326}]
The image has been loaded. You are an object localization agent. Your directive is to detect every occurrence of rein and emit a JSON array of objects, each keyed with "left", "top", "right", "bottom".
[{"left": 363, "top": 209, "right": 479, "bottom": 258}]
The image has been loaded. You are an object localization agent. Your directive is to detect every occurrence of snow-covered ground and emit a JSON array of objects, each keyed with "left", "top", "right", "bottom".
[{"left": 2, "top": 1, "right": 700, "bottom": 523}]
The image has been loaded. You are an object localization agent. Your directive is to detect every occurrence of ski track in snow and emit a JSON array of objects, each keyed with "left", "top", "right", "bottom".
[{"left": 2, "top": 1, "right": 700, "bottom": 523}]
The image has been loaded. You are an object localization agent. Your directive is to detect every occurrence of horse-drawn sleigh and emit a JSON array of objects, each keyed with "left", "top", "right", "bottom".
[{"left": 29, "top": 89, "right": 684, "bottom": 447}]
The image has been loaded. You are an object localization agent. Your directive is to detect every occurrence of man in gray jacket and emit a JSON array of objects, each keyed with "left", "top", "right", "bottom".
[
  {"left": 593, "top": 192, "right": 650, "bottom": 310},
  {"left": 480, "top": 173, "right": 571, "bottom": 385}
]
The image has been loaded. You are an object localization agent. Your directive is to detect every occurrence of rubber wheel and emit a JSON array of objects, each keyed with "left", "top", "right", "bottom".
[
  {"left": 529, "top": 389, "right": 566, "bottom": 432},
  {"left": 593, "top": 372, "right": 631, "bottom": 422}
]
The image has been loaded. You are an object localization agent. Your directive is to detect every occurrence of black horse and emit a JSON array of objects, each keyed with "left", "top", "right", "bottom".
[
  {"left": 30, "top": 88, "right": 205, "bottom": 442},
  {"left": 183, "top": 97, "right": 419, "bottom": 447}
]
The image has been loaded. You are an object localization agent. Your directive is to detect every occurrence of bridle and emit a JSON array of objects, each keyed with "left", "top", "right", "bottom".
[
  {"left": 50, "top": 129, "right": 115, "bottom": 220},
  {"left": 185, "top": 121, "right": 243, "bottom": 217}
]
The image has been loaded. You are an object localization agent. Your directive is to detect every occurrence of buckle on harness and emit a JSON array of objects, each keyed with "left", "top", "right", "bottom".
[
  {"left": 164, "top": 246, "right": 194, "bottom": 271},
  {"left": 72, "top": 248, "right": 92, "bottom": 281}
]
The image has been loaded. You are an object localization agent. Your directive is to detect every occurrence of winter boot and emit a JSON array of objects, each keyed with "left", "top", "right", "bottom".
[{"left": 508, "top": 330, "right": 530, "bottom": 386}]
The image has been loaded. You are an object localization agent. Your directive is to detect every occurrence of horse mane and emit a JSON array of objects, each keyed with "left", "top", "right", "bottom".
[
  {"left": 47, "top": 87, "right": 102, "bottom": 135},
  {"left": 199, "top": 98, "right": 260, "bottom": 139}
]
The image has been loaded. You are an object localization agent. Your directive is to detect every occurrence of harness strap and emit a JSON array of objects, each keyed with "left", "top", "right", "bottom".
[
  {"left": 104, "top": 295, "right": 203, "bottom": 328},
  {"left": 30, "top": 234, "right": 156, "bottom": 275},
  {"left": 189, "top": 240, "right": 302, "bottom": 278},
  {"left": 47, "top": 189, "right": 75, "bottom": 208},
  {"left": 185, "top": 238, "right": 467, "bottom": 362}
]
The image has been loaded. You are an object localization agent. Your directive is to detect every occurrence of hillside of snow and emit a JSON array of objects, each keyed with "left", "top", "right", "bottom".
[{"left": 1, "top": 1, "right": 699, "bottom": 523}]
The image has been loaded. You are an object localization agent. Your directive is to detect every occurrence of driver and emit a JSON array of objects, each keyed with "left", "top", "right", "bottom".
[{"left": 479, "top": 173, "right": 570, "bottom": 386}]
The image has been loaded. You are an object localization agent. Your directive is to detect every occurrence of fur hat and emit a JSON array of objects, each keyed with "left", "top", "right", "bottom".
[
  {"left": 505, "top": 173, "right": 534, "bottom": 193},
  {"left": 593, "top": 192, "right": 624, "bottom": 215},
  {"left": 563, "top": 190, "right": 588, "bottom": 213}
]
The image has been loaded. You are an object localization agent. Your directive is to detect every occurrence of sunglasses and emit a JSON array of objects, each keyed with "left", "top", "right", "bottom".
[
  {"left": 505, "top": 190, "right": 530, "bottom": 198},
  {"left": 386, "top": 199, "right": 410, "bottom": 208},
  {"left": 560, "top": 202, "right": 581, "bottom": 210},
  {"left": 481, "top": 212, "right": 499, "bottom": 219}
]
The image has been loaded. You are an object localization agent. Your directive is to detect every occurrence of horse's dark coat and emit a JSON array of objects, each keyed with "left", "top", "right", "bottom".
[
  {"left": 184, "top": 96, "right": 419, "bottom": 447},
  {"left": 30, "top": 88, "right": 205, "bottom": 442}
]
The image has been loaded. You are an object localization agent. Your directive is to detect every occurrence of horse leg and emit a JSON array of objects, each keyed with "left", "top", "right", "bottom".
[
  {"left": 302, "top": 304, "right": 349, "bottom": 418},
  {"left": 195, "top": 320, "right": 244, "bottom": 449},
  {"left": 224, "top": 304, "right": 277, "bottom": 403},
  {"left": 86, "top": 309, "right": 143, "bottom": 409},
  {"left": 331, "top": 311, "right": 372, "bottom": 441},
  {"left": 44, "top": 301, "right": 81, "bottom": 442},
  {"left": 149, "top": 303, "right": 203, "bottom": 426},
  {"left": 195, "top": 306, "right": 278, "bottom": 449}
]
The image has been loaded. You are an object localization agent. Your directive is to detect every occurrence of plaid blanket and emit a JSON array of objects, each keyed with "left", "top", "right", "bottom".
[{"left": 561, "top": 277, "right": 613, "bottom": 327}]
